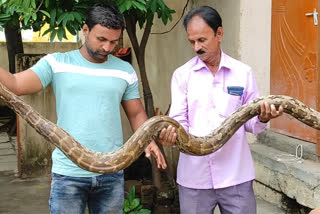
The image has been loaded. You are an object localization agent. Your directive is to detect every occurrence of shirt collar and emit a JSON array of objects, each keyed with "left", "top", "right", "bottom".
[{"left": 191, "top": 50, "right": 232, "bottom": 72}]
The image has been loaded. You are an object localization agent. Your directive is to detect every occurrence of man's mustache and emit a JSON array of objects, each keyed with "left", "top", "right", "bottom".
[{"left": 196, "top": 50, "right": 205, "bottom": 55}]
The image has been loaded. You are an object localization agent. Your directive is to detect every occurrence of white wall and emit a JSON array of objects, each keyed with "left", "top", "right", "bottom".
[
  {"left": 195, "top": 0, "right": 241, "bottom": 58},
  {"left": 239, "top": 0, "right": 272, "bottom": 96}
]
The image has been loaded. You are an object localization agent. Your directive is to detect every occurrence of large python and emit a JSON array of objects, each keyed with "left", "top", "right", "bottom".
[{"left": 0, "top": 82, "right": 319, "bottom": 174}]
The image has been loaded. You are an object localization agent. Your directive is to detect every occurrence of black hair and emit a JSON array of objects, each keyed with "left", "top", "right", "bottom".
[
  {"left": 183, "top": 6, "right": 222, "bottom": 35},
  {"left": 85, "top": 3, "right": 124, "bottom": 30}
]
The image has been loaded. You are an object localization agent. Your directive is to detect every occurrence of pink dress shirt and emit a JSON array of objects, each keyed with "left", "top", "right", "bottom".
[{"left": 169, "top": 51, "right": 267, "bottom": 189}]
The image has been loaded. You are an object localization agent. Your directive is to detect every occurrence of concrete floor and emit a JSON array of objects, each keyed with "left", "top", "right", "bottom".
[
  {"left": 0, "top": 171, "right": 286, "bottom": 214},
  {"left": 0, "top": 131, "right": 286, "bottom": 214},
  {"left": 0, "top": 170, "right": 51, "bottom": 214}
]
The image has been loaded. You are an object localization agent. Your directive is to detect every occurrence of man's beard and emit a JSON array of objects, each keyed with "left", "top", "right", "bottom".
[{"left": 86, "top": 44, "right": 109, "bottom": 61}]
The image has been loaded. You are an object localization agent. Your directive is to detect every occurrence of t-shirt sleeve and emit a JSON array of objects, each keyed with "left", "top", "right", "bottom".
[
  {"left": 30, "top": 54, "right": 54, "bottom": 88},
  {"left": 122, "top": 66, "right": 140, "bottom": 100}
]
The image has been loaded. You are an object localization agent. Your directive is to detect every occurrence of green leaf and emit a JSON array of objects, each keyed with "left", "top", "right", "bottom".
[
  {"left": 150, "top": 0, "right": 157, "bottom": 13},
  {"left": 136, "top": 0, "right": 146, "bottom": 5},
  {"left": 40, "top": 10, "right": 50, "bottom": 18},
  {"left": 23, "top": 14, "right": 31, "bottom": 25},
  {"left": 157, "top": 0, "right": 165, "bottom": 9},
  {"left": 72, "top": 12, "right": 82, "bottom": 23},
  {"left": 68, "top": 13, "right": 75, "bottom": 21},
  {"left": 0, "top": 13, "right": 11, "bottom": 19},
  {"left": 123, "top": 200, "right": 131, "bottom": 212},
  {"left": 128, "top": 186, "right": 136, "bottom": 203},
  {"left": 62, "top": 14, "right": 74, "bottom": 28},
  {"left": 31, "top": 12, "right": 36, "bottom": 21},
  {"left": 161, "top": 13, "right": 168, "bottom": 25},
  {"left": 50, "top": 9, "right": 56, "bottom": 26},
  {"left": 167, "top": 13, "right": 173, "bottom": 21},
  {"left": 6, "top": 0, "right": 18, "bottom": 8},
  {"left": 22, "top": 0, "right": 30, "bottom": 10},
  {"left": 63, "top": 30, "right": 68, "bottom": 40},
  {"left": 132, "top": 1, "right": 146, "bottom": 12},
  {"left": 42, "top": 26, "right": 52, "bottom": 36},
  {"left": 31, "top": 0, "right": 36, "bottom": 9},
  {"left": 62, "top": 15, "right": 69, "bottom": 28},
  {"left": 116, "top": 0, "right": 126, "bottom": 7},
  {"left": 137, "top": 209, "right": 151, "bottom": 214},
  {"left": 129, "top": 198, "right": 140, "bottom": 210},
  {"left": 66, "top": 23, "right": 76, "bottom": 35},
  {"left": 57, "top": 27, "right": 64, "bottom": 41},
  {"left": 57, "top": 13, "right": 67, "bottom": 25},
  {"left": 134, "top": 204, "right": 143, "bottom": 211},
  {"left": 124, "top": 1, "right": 132, "bottom": 11},
  {"left": 123, "top": 185, "right": 151, "bottom": 214},
  {"left": 45, "top": 0, "right": 49, "bottom": 8},
  {"left": 49, "top": 30, "right": 56, "bottom": 41},
  {"left": 118, "top": 5, "right": 126, "bottom": 13},
  {"left": 79, "top": 12, "right": 86, "bottom": 20}
]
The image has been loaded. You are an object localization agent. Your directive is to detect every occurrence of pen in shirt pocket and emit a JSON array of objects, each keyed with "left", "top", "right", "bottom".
[{"left": 227, "top": 86, "right": 244, "bottom": 100}]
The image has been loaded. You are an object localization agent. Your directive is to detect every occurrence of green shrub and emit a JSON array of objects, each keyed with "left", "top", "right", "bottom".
[{"left": 123, "top": 186, "right": 151, "bottom": 214}]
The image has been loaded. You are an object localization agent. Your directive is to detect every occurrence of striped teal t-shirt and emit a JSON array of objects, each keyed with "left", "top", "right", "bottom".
[{"left": 31, "top": 49, "right": 140, "bottom": 177}]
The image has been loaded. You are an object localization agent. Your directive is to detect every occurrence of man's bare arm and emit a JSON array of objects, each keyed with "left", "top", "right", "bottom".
[{"left": 0, "top": 67, "right": 43, "bottom": 95}]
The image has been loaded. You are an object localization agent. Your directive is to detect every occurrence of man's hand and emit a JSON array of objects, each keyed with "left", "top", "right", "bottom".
[
  {"left": 145, "top": 141, "right": 167, "bottom": 169},
  {"left": 258, "top": 101, "right": 284, "bottom": 123},
  {"left": 158, "top": 125, "right": 177, "bottom": 146}
]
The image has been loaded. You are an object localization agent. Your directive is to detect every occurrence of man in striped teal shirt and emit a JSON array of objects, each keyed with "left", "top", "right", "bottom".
[{"left": 0, "top": 3, "right": 175, "bottom": 214}]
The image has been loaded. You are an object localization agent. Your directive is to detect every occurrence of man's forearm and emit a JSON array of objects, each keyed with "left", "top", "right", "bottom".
[
  {"left": 0, "top": 67, "right": 18, "bottom": 94},
  {"left": 130, "top": 111, "right": 148, "bottom": 132}
]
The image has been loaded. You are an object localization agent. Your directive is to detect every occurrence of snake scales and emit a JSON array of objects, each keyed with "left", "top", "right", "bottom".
[{"left": 1, "top": 81, "right": 320, "bottom": 174}]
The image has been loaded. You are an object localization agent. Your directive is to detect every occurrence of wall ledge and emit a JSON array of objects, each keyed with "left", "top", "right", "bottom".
[{"left": 250, "top": 141, "right": 320, "bottom": 209}]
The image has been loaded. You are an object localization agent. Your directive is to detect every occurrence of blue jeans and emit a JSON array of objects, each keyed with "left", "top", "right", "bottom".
[{"left": 49, "top": 172, "right": 124, "bottom": 214}]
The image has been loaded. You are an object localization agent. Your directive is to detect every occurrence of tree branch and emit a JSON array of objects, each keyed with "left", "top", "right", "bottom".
[
  {"left": 124, "top": 15, "right": 140, "bottom": 62},
  {"left": 139, "top": 16, "right": 153, "bottom": 57}
]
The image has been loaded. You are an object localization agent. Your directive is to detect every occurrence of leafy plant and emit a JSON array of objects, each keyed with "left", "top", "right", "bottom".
[{"left": 123, "top": 186, "right": 151, "bottom": 214}]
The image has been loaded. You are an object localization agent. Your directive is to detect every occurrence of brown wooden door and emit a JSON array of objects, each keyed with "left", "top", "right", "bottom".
[{"left": 270, "top": 0, "right": 320, "bottom": 154}]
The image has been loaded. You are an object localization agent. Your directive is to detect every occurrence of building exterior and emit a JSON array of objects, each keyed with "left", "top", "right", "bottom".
[
  {"left": 0, "top": 0, "right": 319, "bottom": 211},
  {"left": 122, "top": 0, "right": 320, "bottom": 210}
]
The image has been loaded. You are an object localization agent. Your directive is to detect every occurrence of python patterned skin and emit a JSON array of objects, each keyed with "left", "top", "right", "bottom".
[{"left": 1, "top": 81, "right": 320, "bottom": 174}]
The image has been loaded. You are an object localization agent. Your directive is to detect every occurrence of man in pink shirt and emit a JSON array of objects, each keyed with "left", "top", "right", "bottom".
[{"left": 168, "top": 6, "right": 283, "bottom": 214}]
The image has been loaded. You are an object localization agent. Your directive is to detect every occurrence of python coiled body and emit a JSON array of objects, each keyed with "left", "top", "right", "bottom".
[{"left": 0, "top": 82, "right": 319, "bottom": 174}]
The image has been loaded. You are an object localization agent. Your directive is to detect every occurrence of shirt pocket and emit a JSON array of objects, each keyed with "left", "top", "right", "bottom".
[{"left": 216, "top": 90, "right": 242, "bottom": 118}]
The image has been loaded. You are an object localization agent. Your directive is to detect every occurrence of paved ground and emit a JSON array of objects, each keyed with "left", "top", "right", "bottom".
[
  {"left": 0, "top": 132, "right": 17, "bottom": 172},
  {"left": 0, "top": 170, "right": 51, "bottom": 214},
  {"left": 0, "top": 130, "right": 51, "bottom": 214},
  {"left": 0, "top": 131, "right": 286, "bottom": 214}
]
